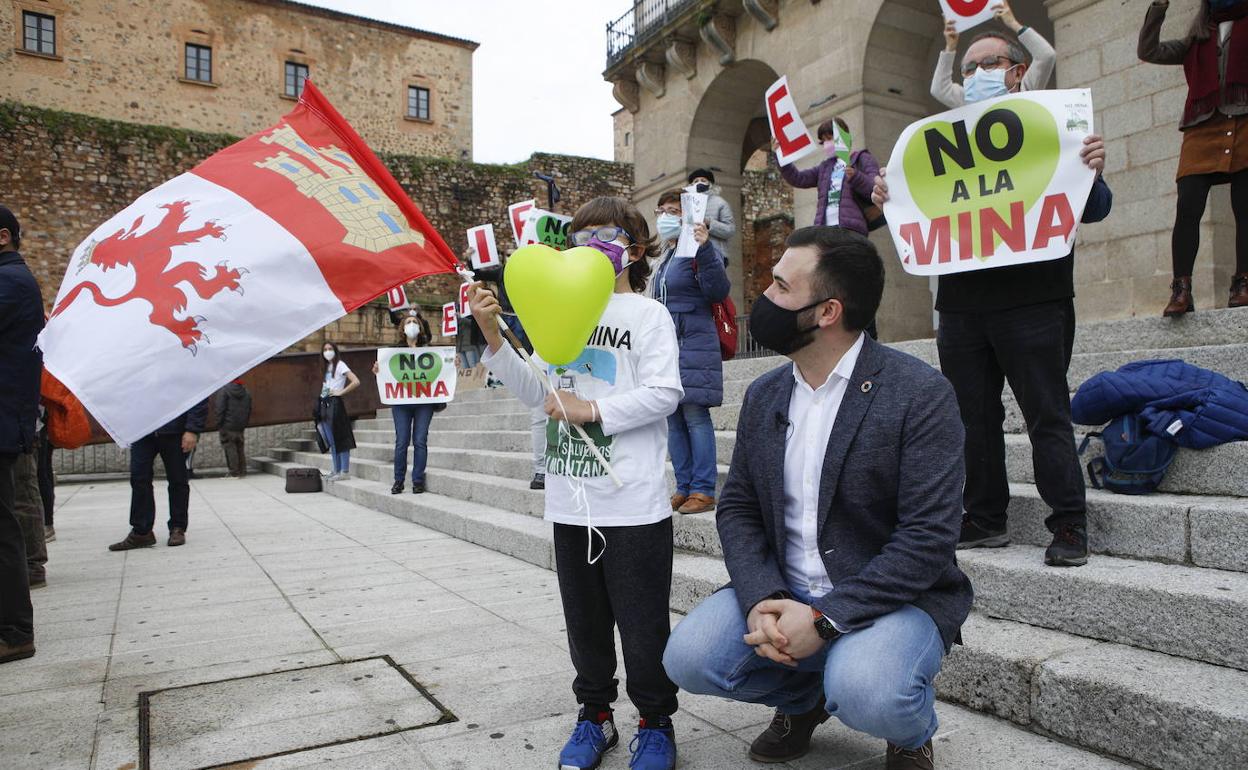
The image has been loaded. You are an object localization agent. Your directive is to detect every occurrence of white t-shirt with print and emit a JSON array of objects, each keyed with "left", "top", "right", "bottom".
[
  {"left": 482, "top": 292, "right": 684, "bottom": 527},
  {"left": 322, "top": 361, "right": 352, "bottom": 397}
]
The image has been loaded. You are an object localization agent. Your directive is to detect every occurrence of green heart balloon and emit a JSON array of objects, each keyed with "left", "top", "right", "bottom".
[
  {"left": 901, "top": 98, "right": 1059, "bottom": 259},
  {"left": 504, "top": 244, "right": 615, "bottom": 366}
]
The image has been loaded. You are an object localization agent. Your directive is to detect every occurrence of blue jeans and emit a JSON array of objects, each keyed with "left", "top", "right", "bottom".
[
  {"left": 317, "top": 421, "right": 350, "bottom": 474},
  {"left": 391, "top": 404, "right": 435, "bottom": 484},
  {"left": 662, "top": 588, "right": 943, "bottom": 750},
  {"left": 667, "top": 403, "right": 717, "bottom": 496}
]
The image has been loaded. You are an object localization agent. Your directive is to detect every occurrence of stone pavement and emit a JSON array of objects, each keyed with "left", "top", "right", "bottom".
[{"left": 0, "top": 476, "right": 1130, "bottom": 769}]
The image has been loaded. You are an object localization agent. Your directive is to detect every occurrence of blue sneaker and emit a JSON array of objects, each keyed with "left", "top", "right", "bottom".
[
  {"left": 558, "top": 708, "right": 618, "bottom": 770},
  {"left": 629, "top": 719, "right": 676, "bottom": 770}
]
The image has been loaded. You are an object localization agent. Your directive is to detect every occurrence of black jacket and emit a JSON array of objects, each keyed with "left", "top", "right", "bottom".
[
  {"left": 155, "top": 400, "right": 208, "bottom": 436},
  {"left": 215, "top": 383, "right": 253, "bottom": 432},
  {"left": 0, "top": 251, "right": 45, "bottom": 455}
]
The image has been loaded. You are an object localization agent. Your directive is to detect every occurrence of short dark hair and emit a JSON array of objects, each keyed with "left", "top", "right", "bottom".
[
  {"left": 967, "top": 31, "right": 1029, "bottom": 66},
  {"left": 687, "top": 168, "right": 715, "bottom": 184},
  {"left": 569, "top": 196, "right": 656, "bottom": 294},
  {"left": 786, "top": 226, "right": 884, "bottom": 333},
  {"left": 657, "top": 189, "right": 683, "bottom": 208},
  {"left": 815, "top": 118, "right": 849, "bottom": 142},
  {"left": 0, "top": 206, "right": 20, "bottom": 251}
]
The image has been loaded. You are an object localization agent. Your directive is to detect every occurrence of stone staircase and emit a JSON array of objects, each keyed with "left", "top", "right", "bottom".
[{"left": 257, "top": 308, "right": 1248, "bottom": 769}]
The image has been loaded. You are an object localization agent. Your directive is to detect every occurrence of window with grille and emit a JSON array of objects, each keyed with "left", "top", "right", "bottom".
[
  {"left": 285, "top": 61, "right": 309, "bottom": 98},
  {"left": 22, "top": 11, "right": 56, "bottom": 56},
  {"left": 407, "top": 86, "right": 430, "bottom": 120},
  {"left": 185, "top": 44, "right": 212, "bottom": 83}
]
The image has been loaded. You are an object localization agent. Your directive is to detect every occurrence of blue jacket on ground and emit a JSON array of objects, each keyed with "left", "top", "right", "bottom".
[
  {"left": 0, "top": 250, "right": 44, "bottom": 455},
  {"left": 1071, "top": 360, "right": 1248, "bottom": 449},
  {"left": 652, "top": 239, "right": 731, "bottom": 407}
]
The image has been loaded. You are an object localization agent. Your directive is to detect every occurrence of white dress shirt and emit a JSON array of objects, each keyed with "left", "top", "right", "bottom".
[{"left": 782, "top": 333, "right": 864, "bottom": 599}]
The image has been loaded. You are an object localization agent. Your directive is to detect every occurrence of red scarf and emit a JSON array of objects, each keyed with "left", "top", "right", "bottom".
[{"left": 1183, "top": 14, "right": 1248, "bottom": 124}]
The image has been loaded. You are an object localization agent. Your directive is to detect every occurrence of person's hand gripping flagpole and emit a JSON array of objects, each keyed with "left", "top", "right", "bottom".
[{"left": 458, "top": 266, "right": 623, "bottom": 488}]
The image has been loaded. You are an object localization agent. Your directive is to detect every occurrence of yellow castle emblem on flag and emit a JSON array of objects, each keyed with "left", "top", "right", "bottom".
[{"left": 255, "top": 125, "right": 424, "bottom": 253}]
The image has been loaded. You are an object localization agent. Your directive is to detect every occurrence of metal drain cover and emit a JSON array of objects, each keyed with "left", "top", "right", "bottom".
[{"left": 138, "top": 656, "right": 453, "bottom": 769}]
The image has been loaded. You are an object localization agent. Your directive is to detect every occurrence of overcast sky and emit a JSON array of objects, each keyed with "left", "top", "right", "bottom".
[{"left": 300, "top": 0, "right": 633, "bottom": 164}]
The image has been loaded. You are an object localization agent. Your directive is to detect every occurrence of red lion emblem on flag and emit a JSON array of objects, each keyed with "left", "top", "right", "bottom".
[{"left": 51, "top": 200, "right": 246, "bottom": 354}]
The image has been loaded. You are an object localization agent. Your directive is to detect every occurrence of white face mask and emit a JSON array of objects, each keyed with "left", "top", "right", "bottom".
[
  {"left": 322, "top": 350, "right": 335, "bottom": 362},
  {"left": 404, "top": 323, "right": 420, "bottom": 339}
]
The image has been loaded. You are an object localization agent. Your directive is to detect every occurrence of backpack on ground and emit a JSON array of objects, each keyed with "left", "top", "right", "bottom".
[{"left": 1077, "top": 413, "right": 1178, "bottom": 495}]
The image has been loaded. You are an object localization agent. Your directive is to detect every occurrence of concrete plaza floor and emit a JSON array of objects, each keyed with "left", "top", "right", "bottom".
[{"left": 0, "top": 476, "right": 1129, "bottom": 769}]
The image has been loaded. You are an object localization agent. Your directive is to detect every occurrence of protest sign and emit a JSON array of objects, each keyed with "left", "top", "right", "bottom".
[
  {"left": 457, "top": 282, "right": 473, "bottom": 317},
  {"left": 765, "top": 76, "right": 816, "bottom": 166},
  {"left": 376, "top": 347, "right": 457, "bottom": 405},
  {"left": 467, "top": 223, "right": 500, "bottom": 269},
  {"left": 441, "top": 302, "right": 457, "bottom": 336},
  {"left": 385, "top": 284, "right": 410, "bottom": 311},
  {"left": 508, "top": 199, "right": 536, "bottom": 244},
  {"left": 675, "top": 191, "right": 708, "bottom": 258},
  {"left": 881, "top": 89, "right": 1096, "bottom": 276},
  {"left": 939, "top": 0, "right": 997, "bottom": 33},
  {"left": 519, "top": 208, "right": 573, "bottom": 249}
]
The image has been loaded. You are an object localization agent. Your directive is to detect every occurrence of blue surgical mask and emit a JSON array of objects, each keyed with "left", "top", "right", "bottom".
[
  {"left": 656, "top": 213, "right": 681, "bottom": 242},
  {"left": 963, "top": 66, "right": 1011, "bottom": 103}
]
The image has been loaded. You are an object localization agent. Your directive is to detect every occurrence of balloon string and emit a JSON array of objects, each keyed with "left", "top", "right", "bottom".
[{"left": 548, "top": 370, "right": 606, "bottom": 566}]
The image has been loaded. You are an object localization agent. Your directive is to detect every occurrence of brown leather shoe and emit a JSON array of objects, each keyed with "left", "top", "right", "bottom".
[
  {"left": 0, "top": 640, "right": 36, "bottom": 664},
  {"left": 1163, "top": 276, "right": 1194, "bottom": 317},
  {"left": 108, "top": 531, "right": 156, "bottom": 551},
  {"left": 168, "top": 528, "right": 186, "bottom": 547},
  {"left": 1229, "top": 273, "right": 1248, "bottom": 308},
  {"left": 748, "top": 698, "right": 830, "bottom": 763},
  {"left": 677, "top": 493, "right": 716, "bottom": 514},
  {"left": 886, "top": 739, "right": 934, "bottom": 770},
  {"left": 670, "top": 493, "right": 688, "bottom": 512}
]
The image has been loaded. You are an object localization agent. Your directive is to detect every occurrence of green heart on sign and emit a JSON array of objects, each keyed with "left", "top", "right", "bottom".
[
  {"left": 902, "top": 98, "right": 1059, "bottom": 259},
  {"left": 389, "top": 349, "right": 442, "bottom": 384},
  {"left": 504, "top": 244, "right": 616, "bottom": 366}
]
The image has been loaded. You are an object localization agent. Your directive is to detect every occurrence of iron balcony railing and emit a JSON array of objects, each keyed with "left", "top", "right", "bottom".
[
  {"left": 606, "top": 0, "right": 700, "bottom": 68},
  {"left": 733, "top": 313, "right": 774, "bottom": 360}
]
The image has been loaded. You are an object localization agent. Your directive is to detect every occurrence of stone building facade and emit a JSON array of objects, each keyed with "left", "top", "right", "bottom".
[
  {"left": 605, "top": 0, "right": 1234, "bottom": 340},
  {"left": 0, "top": 0, "right": 475, "bottom": 158}
]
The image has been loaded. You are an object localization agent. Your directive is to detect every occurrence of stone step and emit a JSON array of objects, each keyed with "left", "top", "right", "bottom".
[
  {"left": 299, "top": 431, "right": 1247, "bottom": 573},
  {"left": 252, "top": 455, "right": 1248, "bottom": 770},
  {"left": 957, "top": 545, "right": 1248, "bottom": 671}
]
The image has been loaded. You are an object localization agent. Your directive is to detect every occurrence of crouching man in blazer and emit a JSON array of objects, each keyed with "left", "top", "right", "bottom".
[{"left": 662, "top": 227, "right": 972, "bottom": 770}]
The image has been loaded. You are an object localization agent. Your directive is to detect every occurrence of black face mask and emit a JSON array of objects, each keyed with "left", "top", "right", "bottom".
[
  {"left": 694, "top": 183, "right": 710, "bottom": 194},
  {"left": 749, "top": 294, "right": 832, "bottom": 355}
]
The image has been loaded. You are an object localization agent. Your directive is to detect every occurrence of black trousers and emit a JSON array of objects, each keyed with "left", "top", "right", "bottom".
[
  {"left": 937, "top": 299, "right": 1086, "bottom": 533},
  {"left": 553, "top": 519, "right": 679, "bottom": 719},
  {"left": 0, "top": 453, "right": 33, "bottom": 646},
  {"left": 129, "top": 433, "right": 190, "bottom": 535},
  {"left": 1172, "top": 170, "right": 1248, "bottom": 276},
  {"left": 37, "top": 431, "right": 54, "bottom": 527}
]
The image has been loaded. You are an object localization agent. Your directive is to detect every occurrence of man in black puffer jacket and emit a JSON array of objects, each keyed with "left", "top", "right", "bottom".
[{"left": 216, "top": 380, "right": 252, "bottom": 478}]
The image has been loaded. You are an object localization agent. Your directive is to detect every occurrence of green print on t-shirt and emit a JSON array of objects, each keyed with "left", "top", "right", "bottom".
[{"left": 546, "top": 419, "right": 614, "bottom": 478}]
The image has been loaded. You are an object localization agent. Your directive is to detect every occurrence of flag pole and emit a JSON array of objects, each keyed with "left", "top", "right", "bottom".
[{"left": 457, "top": 267, "right": 623, "bottom": 488}]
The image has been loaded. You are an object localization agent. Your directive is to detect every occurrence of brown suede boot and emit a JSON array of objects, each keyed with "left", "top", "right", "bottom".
[
  {"left": 108, "top": 531, "right": 156, "bottom": 551},
  {"left": 677, "top": 493, "right": 716, "bottom": 515},
  {"left": 0, "top": 640, "right": 36, "bottom": 664},
  {"left": 1229, "top": 273, "right": 1248, "bottom": 309},
  {"left": 168, "top": 529, "right": 186, "bottom": 547},
  {"left": 886, "top": 739, "right": 935, "bottom": 770},
  {"left": 748, "top": 698, "right": 830, "bottom": 763},
  {"left": 1163, "top": 277, "right": 1194, "bottom": 317},
  {"left": 670, "top": 493, "right": 687, "bottom": 512}
]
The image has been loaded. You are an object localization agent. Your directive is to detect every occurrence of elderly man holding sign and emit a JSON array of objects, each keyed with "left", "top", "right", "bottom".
[{"left": 873, "top": 60, "right": 1111, "bottom": 567}]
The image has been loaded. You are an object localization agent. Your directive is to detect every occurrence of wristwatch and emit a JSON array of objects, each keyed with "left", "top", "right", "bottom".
[{"left": 811, "top": 608, "right": 842, "bottom": 641}]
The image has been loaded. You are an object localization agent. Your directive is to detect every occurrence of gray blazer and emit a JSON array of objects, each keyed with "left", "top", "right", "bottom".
[
  {"left": 716, "top": 335, "right": 973, "bottom": 651},
  {"left": 704, "top": 193, "right": 736, "bottom": 257}
]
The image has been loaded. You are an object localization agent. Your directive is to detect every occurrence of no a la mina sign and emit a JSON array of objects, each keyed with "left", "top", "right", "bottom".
[
  {"left": 376, "top": 347, "right": 458, "bottom": 404},
  {"left": 881, "top": 89, "right": 1097, "bottom": 276}
]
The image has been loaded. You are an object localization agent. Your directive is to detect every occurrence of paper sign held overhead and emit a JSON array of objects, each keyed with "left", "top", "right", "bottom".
[
  {"left": 881, "top": 89, "right": 1097, "bottom": 276},
  {"left": 457, "top": 282, "right": 473, "bottom": 317},
  {"left": 939, "top": 0, "right": 997, "bottom": 33},
  {"left": 508, "top": 199, "right": 536, "bottom": 244},
  {"left": 376, "top": 347, "right": 458, "bottom": 405},
  {"left": 385, "top": 284, "right": 410, "bottom": 311},
  {"left": 765, "top": 76, "right": 816, "bottom": 166},
  {"left": 441, "top": 302, "right": 458, "bottom": 336},
  {"left": 467, "top": 223, "right": 500, "bottom": 269},
  {"left": 675, "top": 192, "right": 708, "bottom": 258},
  {"left": 519, "top": 208, "right": 573, "bottom": 250}
]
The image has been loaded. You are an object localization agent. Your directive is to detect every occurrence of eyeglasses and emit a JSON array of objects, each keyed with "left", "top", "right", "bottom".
[
  {"left": 960, "top": 56, "right": 1019, "bottom": 77},
  {"left": 570, "top": 226, "right": 633, "bottom": 246},
  {"left": 654, "top": 206, "right": 681, "bottom": 216}
]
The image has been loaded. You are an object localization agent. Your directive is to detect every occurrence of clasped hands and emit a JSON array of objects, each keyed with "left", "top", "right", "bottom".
[{"left": 744, "top": 599, "right": 826, "bottom": 666}]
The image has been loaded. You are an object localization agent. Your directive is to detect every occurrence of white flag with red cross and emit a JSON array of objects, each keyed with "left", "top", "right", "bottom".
[{"left": 38, "top": 81, "right": 460, "bottom": 446}]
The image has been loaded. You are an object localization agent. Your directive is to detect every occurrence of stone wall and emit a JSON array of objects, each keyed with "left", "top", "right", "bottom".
[
  {"left": 740, "top": 155, "right": 794, "bottom": 311},
  {"left": 2, "top": 102, "right": 633, "bottom": 351},
  {"left": 0, "top": 0, "right": 475, "bottom": 158}
]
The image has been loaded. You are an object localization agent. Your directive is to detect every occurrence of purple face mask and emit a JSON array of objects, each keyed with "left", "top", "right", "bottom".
[{"left": 587, "top": 237, "right": 630, "bottom": 275}]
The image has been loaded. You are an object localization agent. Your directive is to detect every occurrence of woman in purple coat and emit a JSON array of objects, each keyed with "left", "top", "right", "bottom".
[{"left": 652, "top": 190, "right": 731, "bottom": 515}]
